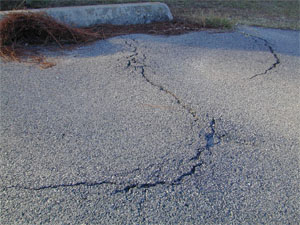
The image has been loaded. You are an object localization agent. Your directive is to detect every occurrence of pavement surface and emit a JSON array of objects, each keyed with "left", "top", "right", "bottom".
[{"left": 1, "top": 26, "right": 299, "bottom": 224}]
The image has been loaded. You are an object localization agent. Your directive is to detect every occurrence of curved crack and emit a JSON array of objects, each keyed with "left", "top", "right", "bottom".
[
  {"left": 250, "top": 39, "right": 280, "bottom": 79},
  {"left": 239, "top": 32, "right": 280, "bottom": 79},
  {"left": 4, "top": 37, "right": 223, "bottom": 193},
  {"left": 113, "top": 116, "right": 222, "bottom": 193},
  {"left": 111, "top": 38, "right": 224, "bottom": 194},
  {"left": 126, "top": 39, "right": 200, "bottom": 122},
  {"left": 171, "top": 162, "right": 203, "bottom": 185},
  {"left": 33, "top": 32, "right": 278, "bottom": 193}
]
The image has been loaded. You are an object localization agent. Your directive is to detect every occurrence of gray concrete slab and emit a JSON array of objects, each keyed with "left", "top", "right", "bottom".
[
  {"left": 0, "top": 2, "right": 173, "bottom": 27},
  {"left": 1, "top": 26, "right": 299, "bottom": 224}
]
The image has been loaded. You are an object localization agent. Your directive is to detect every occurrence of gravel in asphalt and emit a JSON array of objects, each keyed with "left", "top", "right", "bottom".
[{"left": 1, "top": 26, "right": 299, "bottom": 224}]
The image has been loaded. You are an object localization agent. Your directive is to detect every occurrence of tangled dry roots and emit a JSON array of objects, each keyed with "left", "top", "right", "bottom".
[{"left": 0, "top": 12, "right": 100, "bottom": 68}]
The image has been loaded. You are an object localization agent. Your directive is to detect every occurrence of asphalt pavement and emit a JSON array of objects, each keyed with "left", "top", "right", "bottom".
[{"left": 1, "top": 26, "right": 299, "bottom": 224}]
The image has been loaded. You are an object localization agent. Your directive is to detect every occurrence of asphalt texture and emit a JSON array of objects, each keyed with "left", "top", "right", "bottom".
[{"left": 1, "top": 26, "right": 299, "bottom": 224}]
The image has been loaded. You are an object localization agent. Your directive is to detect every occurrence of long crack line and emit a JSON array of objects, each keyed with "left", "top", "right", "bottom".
[
  {"left": 240, "top": 32, "right": 280, "bottom": 79},
  {"left": 4, "top": 38, "right": 221, "bottom": 194},
  {"left": 126, "top": 39, "right": 199, "bottom": 122},
  {"left": 250, "top": 39, "right": 280, "bottom": 79},
  {"left": 6, "top": 181, "right": 115, "bottom": 191},
  {"left": 113, "top": 39, "right": 225, "bottom": 194}
]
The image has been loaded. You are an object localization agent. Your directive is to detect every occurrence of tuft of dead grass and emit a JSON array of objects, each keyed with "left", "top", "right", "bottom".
[
  {"left": 0, "top": 11, "right": 231, "bottom": 68},
  {"left": 0, "top": 12, "right": 100, "bottom": 68}
]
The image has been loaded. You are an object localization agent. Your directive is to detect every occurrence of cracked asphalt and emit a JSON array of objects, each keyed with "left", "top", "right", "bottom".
[{"left": 1, "top": 26, "right": 299, "bottom": 224}]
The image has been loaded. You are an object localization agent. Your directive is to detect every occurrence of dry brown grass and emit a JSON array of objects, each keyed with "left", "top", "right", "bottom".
[
  {"left": 0, "top": 12, "right": 100, "bottom": 67},
  {"left": 1, "top": 1, "right": 296, "bottom": 68},
  {"left": 0, "top": 12, "right": 227, "bottom": 68}
]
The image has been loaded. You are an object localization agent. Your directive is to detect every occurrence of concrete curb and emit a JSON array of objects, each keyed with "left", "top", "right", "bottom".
[{"left": 0, "top": 2, "right": 173, "bottom": 27}]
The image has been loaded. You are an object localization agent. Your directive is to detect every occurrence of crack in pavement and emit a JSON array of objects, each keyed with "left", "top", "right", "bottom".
[
  {"left": 124, "top": 40, "right": 199, "bottom": 122},
  {"left": 204, "top": 118, "right": 218, "bottom": 150},
  {"left": 113, "top": 117, "right": 221, "bottom": 193},
  {"left": 3, "top": 37, "right": 224, "bottom": 194},
  {"left": 4, "top": 31, "right": 268, "bottom": 194},
  {"left": 250, "top": 39, "right": 280, "bottom": 79},
  {"left": 6, "top": 181, "right": 115, "bottom": 191},
  {"left": 111, "top": 38, "right": 224, "bottom": 193},
  {"left": 190, "top": 118, "right": 221, "bottom": 161},
  {"left": 171, "top": 118, "right": 226, "bottom": 187},
  {"left": 113, "top": 181, "right": 167, "bottom": 194},
  {"left": 240, "top": 32, "right": 280, "bottom": 79}
]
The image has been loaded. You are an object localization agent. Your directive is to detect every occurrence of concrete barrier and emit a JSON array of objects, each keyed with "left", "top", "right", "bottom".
[{"left": 0, "top": 2, "right": 173, "bottom": 27}]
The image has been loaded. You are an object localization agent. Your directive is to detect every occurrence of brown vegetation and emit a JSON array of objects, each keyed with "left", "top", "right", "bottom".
[
  {"left": 0, "top": 12, "right": 214, "bottom": 68},
  {"left": 0, "top": 12, "right": 100, "bottom": 68}
]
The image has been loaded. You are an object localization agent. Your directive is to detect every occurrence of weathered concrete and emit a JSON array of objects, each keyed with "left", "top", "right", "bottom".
[{"left": 0, "top": 2, "right": 173, "bottom": 27}]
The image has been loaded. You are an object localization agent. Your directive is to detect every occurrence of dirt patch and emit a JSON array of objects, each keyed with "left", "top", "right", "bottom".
[{"left": 0, "top": 12, "right": 211, "bottom": 68}]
